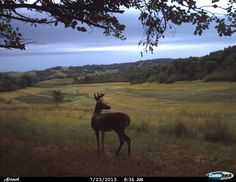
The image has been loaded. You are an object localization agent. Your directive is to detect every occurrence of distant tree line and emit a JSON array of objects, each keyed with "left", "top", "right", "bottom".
[
  {"left": 75, "top": 46, "right": 236, "bottom": 84},
  {"left": 0, "top": 45, "right": 235, "bottom": 92},
  {"left": 0, "top": 74, "right": 34, "bottom": 92}
]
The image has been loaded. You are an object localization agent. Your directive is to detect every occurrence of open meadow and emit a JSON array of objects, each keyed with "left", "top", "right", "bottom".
[{"left": 0, "top": 79, "right": 236, "bottom": 176}]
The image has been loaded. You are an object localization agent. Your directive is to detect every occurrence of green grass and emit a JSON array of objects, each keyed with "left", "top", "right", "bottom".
[
  {"left": 16, "top": 95, "right": 53, "bottom": 104},
  {"left": 114, "top": 86, "right": 236, "bottom": 102},
  {"left": 0, "top": 80, "right": 236, "bottom": 176},
  {"left": 35, "top": 78, "right": 73, "bottom": 88},
  {"left": 201, "top": 116, "right": 235, "bottom": 143}
]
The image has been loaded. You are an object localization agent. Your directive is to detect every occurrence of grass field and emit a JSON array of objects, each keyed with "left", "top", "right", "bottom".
[{"left": 0, "top": 79, "right": 236, "bottom": 176}]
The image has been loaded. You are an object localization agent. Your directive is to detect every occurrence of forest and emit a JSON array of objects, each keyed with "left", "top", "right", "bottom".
[{"left": 1, "top": 45, "right": 235, "bottom": 92}]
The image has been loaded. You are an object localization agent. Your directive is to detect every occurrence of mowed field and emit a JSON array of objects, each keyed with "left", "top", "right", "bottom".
[{"left": 0, "top": 79, "right": 236, "bottom": 176}]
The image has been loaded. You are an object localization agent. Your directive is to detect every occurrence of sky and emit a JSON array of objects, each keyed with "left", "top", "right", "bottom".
[{"left": 0, "top": 0, "right": 236, "bottom": 72}]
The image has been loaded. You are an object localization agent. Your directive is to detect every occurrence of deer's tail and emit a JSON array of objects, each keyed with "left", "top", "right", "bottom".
[{"left": 126, "top": 116, "right": 131, "bottom": 127}]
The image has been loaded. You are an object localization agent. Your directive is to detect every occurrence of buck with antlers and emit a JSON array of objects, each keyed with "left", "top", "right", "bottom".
[{"left": 91, "top": 93, "right": 131, "bottom": 156}]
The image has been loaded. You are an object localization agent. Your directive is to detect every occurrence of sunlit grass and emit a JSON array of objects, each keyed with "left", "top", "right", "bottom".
[
  {"left": 0, "top": 80, "right": 236, "bottom": 176},
  {"left": 0, "top": 87, "right": 46, "bottom": 99}
]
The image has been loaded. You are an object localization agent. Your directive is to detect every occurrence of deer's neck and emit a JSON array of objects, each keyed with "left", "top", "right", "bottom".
[
  {"left": 94, "top": 104, "right": 102, "bottom": 114},
  {"left": 91, "top": 106, "right": 102, "bottom": 129},
  {"left": 92, "top": 106, "right": 101, "bottom": 120}
]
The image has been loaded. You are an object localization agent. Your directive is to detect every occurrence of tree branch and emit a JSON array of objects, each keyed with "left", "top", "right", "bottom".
[
  {"left": 0, "top": 13, "right": 55, "bottom": 24},
  {"left": 0, "top": 44, "right": 25, "bottom": 50},
  {"left": 0, "top": 3, "right": 125, "bottom": 14}
]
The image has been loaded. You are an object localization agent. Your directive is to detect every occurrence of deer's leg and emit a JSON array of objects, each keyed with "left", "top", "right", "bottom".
[
  {"left": 123, "top": 133, "right": 131, "bottom": 156},
  {"left": 102, "top": 131, "right": 105, "bottom": 153},
  {"left": 95, "top": 130, "right": 100, "bottom": 154},
  {"left": 115, "top": 131, "right": 125, "bottom": 156}
]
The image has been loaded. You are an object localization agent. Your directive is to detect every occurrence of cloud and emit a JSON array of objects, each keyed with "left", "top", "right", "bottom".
[
  {"left": 1, "top": 3, "right": 234, "bottom": 56},
  {"left": 0, "top": 1, "right": 236, "bottom": 72}
]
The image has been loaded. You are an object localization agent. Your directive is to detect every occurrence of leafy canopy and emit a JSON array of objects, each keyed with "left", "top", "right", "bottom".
[{"left": 0, "top": 0, "right": 235, "bottom": 52}]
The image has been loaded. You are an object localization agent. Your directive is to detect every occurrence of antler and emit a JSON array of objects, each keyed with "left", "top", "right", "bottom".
[{"left": 94, "top": 93, "right": 105, "bottom": 101}]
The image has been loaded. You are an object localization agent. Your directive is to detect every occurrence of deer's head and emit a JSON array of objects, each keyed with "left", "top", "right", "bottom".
[{"left": 94, "top": 93, "right": 111, "bottom": 112}]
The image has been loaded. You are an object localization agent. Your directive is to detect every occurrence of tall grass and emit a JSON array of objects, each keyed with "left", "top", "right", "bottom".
[
  {"left": 158, "top": 119, "right": 187, "bottom": 136},
  {"left": 200, "top": 116, "right": 234, "bottom": 143},
  {"left": 132, "top": 121, "right": 152, "bottom": 133},
  {"left": 0, "top": 81, "right": 236, "bottom": 176},
  {"left": 154, "top": 112, "right": 236, "bottom": 143}
]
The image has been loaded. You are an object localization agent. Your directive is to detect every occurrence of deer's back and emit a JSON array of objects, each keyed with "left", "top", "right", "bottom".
[{"left": 91, "top": 112, "right": 130, "bottom": 131}]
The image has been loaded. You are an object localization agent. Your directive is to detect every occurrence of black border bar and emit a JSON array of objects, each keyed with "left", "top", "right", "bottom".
[{"left": 1, "top": 177, "right": 235, "bottom": 182}]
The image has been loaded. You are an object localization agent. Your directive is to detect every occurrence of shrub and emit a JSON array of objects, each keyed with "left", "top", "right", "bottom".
[
  {"left": 202, "top": 118, "right": 234, "bottom": 143},
  {"left": 51, "top": 90, "right": 65, "bottom": 106},
  {"left": 158, "top": 120, "right": 187, "bottom": 137},
  {"left": 174, "top": 121, "right": 187, "bottom": 136}
]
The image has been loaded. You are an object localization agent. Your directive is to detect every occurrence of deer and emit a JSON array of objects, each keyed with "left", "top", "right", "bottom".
[{"left": 91, "top": 93, "right": 131, "bottom": 156}]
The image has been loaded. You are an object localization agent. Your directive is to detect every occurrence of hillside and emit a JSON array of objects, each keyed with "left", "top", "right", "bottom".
[
  {"left": 71, "top": 45, "right": 236, "bottom": 84},
  {"left": 0, "top": 45, "right": 236, "bottom": 92}
]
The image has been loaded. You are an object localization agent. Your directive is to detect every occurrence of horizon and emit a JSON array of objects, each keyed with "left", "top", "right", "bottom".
[
  {"left": 1, "top": 43, "right": 235, "bottom": 73},
  {"left": 0, "top": 44, "right": 235, "bottom": 73}
]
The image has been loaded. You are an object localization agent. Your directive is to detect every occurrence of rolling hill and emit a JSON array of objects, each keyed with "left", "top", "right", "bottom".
[{"left": 0, "top": 45, "right": 235, "bottom": 92}]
